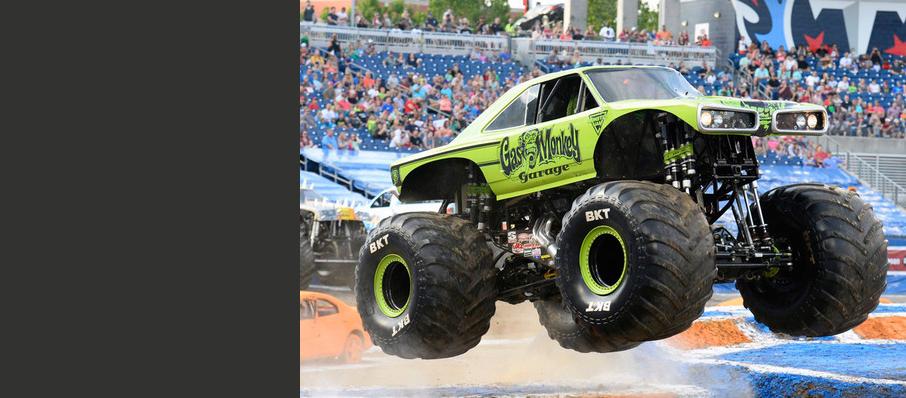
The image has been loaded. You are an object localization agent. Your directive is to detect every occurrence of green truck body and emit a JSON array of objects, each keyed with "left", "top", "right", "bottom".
[{"left": 390, "top": 66, "right": 825, "bottom": 201}]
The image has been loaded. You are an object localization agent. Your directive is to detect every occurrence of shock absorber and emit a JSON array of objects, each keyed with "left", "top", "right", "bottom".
[
  {"left": 657, "top": 129, "right": 672, "bottom": 185},
  {"left": 465, "top": 165, "right": 480, "bottom": 226},
  {"left": 748, "top": 181, "right": 771, "bottom": 244}
]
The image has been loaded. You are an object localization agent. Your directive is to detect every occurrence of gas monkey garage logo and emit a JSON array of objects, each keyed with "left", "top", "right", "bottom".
[{"left": 499, "top": 124, "right": 581, "bottom": 183}]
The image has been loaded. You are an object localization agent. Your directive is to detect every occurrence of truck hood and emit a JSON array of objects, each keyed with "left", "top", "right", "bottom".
[{"left": 607, "top": 96, "right": 825, "bottom": 136}]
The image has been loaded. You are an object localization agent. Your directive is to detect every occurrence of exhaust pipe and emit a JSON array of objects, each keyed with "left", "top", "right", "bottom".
[{"left": 532, "top": 216, "right": 559, "bottom": 265}]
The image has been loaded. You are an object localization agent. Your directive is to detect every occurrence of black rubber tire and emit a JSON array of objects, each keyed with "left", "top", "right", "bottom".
[
  {"left": 535, "top": 295, "right": 641, "bottom": 353},
  {"left": 300, "top": 229, "right": 315, "bottom": 290},
  {"left": 355, "top": 212, "right": 497, "bottom": 359},
  {"left": 737, "top": 183, "right": 888, "bottom": 336},
  {"left": 555, "top": 181, "right": 716, "bottom": 342}
]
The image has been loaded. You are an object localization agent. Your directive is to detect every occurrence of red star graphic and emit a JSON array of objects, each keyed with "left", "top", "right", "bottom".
[
  {"left": 885, "top": 34, "right": 906, "bottom": 56},
  {"left": 751, "top": 0, "right": 759, "bottom": 6},
  {"left": 804, "top": 31, "right": 825, "bottom": 52}
]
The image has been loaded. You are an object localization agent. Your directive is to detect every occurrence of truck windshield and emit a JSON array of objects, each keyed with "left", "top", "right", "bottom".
[{"left": 586, "top": 68, "right": 700, "bottom": 102}]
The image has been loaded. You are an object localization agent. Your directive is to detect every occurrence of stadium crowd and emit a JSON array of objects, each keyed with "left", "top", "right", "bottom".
[
  {"left": 299, "top": 38, "right": 539, "bottom": 152},
  {"left": 300, "top": 26, "right": 906, "bottom": 162},
  {"left": 733, "top": 38, "right": 906, "bottom": 138},
  {"left": 300, "top": 1, "right": 710, "bottom": 47}
]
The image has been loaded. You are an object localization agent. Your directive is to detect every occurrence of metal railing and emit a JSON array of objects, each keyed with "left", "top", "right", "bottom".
[
  {"left": 300, "top": 23, "right": 509, "bottom": 55},
  {"left": 520, "top": 38, "right": 718, "bottom": 68},
  {"left": 844, "top": 152, "right": 906, "bottom": 207},
  {"left": 849, "top": 153, "right": 906, "bottom": 188},
  {"left": 810, "top": 135, "right": 906, "bottom": 208}
]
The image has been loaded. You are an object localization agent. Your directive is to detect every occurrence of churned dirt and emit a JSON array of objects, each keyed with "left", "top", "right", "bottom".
[
  {"left": 853, "top": 316, "right": 906, "bottom": 340},
  {"left": 716, "top": 297, "right": 744, "bottom": 306},
  {"left": 667, "top": 319, "right": 751, "bottom": 350}
]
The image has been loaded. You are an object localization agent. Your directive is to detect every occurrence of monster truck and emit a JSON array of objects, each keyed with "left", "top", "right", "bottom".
[
  {"left": 300, "top": 188, "right": 367, "bottom": 290},
  {"left": 355, "top": 66, "right": 888, "bottom": 359}
]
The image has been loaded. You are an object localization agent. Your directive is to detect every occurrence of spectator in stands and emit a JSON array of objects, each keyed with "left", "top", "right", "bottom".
[
  {"left": 326, "top": 34, "right": 342, "bottom": 56},
  {"left": 300, "top": 108, "right": 317, "bottom": 131},
  {"left": 300, "top": 131, "right": 315, "bottom": 148},
  {"left": 491, "top": 17, "right": 504, "bottom": 35},
  {"left": 337, "top": 7, "right": 348, "bottom": 25},
  {"left": 546, "top": 49, "right": 561, "bottom": 66},
  {"left": 325, "top": 7, "right": 338, "bottom": 25},
  {"left": 389, "top": 122, "right": 408, "bottom": 148},
  {"left": 355, "top": 15, "right": 368, "bottom": 28},
  {"left": 321, "top": 127, "right": 338, "bottom": 154},
  {"left": 599, "top": 24, "right": 615, "bottom": 41},
  {"left": 405, "top": 53, "right": 421, "bottom": 69},
  {"left": 424, "top": 12, "right": 438, "bottom": 32},
  {"left": 302, "top": 1, "right": 315, "bottom": 22},
  {"left": 458, "top": 17, "right": 472, "bottom": 34},
  {"left": 318, "top": 104, "right": 338, "bottom": 124},
  {"left": 753, "top": 63, "right": 770, "bottom": 86},
  {"left": 655, "top": 25, "right": 673, "bottom": 45},
  {"left": 678, "top": 31, "right": 689, "bottom": 45},
  {"left": 398, "top": 10, "right": 412, "bottom": 30}
]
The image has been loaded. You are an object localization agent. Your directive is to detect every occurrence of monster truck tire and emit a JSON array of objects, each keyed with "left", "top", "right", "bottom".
[
  {"left": 737, "top": 184, "right": 887, "bottom": 336},
  {"left": 535, "top": 295, "right": 640, "bottom": 353},
  {"left": 300, "top": 232, "right": 315, "bottom": 290},
  {"left": 355, "top": 212, "right": 497, "bottom": 359},
  {"left": 556, "top": 181, "right": 716, "bottom": 342}
]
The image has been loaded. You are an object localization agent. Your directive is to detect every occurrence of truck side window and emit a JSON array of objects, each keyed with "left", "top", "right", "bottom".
[
  {"left": 486, "top": 85, "right": 540, "bottom": 131},
  {"left": 316, "top": 299, "right": 339, "bottom": 317},
  {"left": 300, "top": 300, "right": 315, "bottom": 320},
  {"left": 582, "top": 85, "right": 599, "bottom": 111},
  {"left": 537, "top": 74, "right": 582, "bottom": 123},
  {"left": 372, "top": 191, "right": 393, "bottom": 207}
]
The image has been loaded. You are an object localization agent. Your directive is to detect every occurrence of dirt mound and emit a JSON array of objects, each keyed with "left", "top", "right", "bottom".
[
  {"left": 668, "top": 319, "right": 750, "bottom": 350},
  {"left": 853, "top": 316, "right": 906, "bottom": 340}
]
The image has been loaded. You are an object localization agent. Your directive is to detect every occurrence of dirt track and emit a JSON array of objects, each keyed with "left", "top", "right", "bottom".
[
  {"left": 302, "top": 286, "right": 906, "bottom": 397},
  {"left": 301, "top": 291, "right": 753, "bottom": 397}
]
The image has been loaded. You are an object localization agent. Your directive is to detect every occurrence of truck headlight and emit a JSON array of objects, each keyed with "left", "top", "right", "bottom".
[
  {"left": 807, "top": 114, "right": 818, "bottom": 129},
  {"left": 772, "top": 110, "right": 826, "bottom": 134},
  {"left": 698, "top": 107, "right": 757, "bottom": 131},
  {"left": 701, "top": 111, "right": 713, "bottom": 127}
]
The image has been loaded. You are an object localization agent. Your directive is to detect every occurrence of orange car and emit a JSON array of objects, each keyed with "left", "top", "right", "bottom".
[{"left": 300, "top": 291, "right": 371, "bottom": 363}]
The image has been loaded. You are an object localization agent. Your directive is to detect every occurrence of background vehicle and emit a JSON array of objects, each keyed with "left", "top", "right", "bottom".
[
  {"left": 354, "top": 66, "right": 888, "bottom": 359},
  {"left": 513, "top": 4, "right": 563, "bottom": 32},
  {"left": 300, "top": 188, "right": 367, "bottom": 289},
  {"left": 300, "top": 291, "right": 371, "bottom": 364},
  {"left": 356, "top": 187, "right": 450, "bottom": 231}
]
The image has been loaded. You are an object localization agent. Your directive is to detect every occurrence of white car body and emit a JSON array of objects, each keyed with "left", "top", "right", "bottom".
[{"left": 357, "top": 188, "right": 450, "bottom": 230}]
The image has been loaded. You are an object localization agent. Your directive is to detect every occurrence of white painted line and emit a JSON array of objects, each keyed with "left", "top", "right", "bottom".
[{"left": 689, "top": 357, "right": 906, "bottom": 386}]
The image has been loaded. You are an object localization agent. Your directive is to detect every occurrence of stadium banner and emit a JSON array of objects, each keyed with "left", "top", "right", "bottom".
[
  {"left": 731, "top": 0, "right": 906, "bottom": 55},
  {"left": 890, "top": 247, "right": 906, "bottom": 271}
]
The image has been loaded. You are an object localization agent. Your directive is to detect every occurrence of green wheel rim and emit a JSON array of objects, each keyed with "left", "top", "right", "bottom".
[
  {"left": 579, "top": 225, "right": 627, "bottom": 295},
  {"left": 374, "top": 254, "right": 411, "bottom": 318}
]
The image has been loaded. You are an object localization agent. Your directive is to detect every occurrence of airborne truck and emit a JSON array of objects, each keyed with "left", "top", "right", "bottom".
[{"left": 354, "top": 66, "right": 888, "bottom": 359}]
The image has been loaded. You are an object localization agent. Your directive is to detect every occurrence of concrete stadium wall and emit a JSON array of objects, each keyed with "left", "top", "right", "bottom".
[
  {"left": 811, "top": 135, "right": 906, "bottom": 155},
  {"left": 676, "top": 0, "right": 739, "bottom": 64}
]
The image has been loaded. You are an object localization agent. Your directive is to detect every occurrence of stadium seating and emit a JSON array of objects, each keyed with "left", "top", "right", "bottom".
[
  {"left": 353, "top": 52, "right": 525, "bottom": 82},
  {"left": 301, "top": 148, "right": 400, "bottom": 197},
  {"left": 299, "top": 170, "right": 370, "bottom": 207},
  {"left": 728, "top": 53, "right": 906, "bottom": 108},
  {"left": 536, "top": 61, "right": 727, "bottom": 96}
]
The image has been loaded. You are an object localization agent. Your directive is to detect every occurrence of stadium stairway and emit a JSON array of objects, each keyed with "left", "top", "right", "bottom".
[
  {"left": 299, "top": 170, "right": 369, "bottom": 207},
  {"left": 300, "top": 148, "right": 402, "bottom": 198}
]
